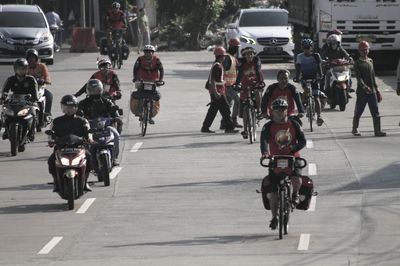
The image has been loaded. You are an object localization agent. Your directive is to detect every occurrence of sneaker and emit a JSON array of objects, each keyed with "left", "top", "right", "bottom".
[
  {"left": 18, "top": 145, "right": 25, "bottom": 152},
  {"left": 112, "top": 159, "right": 120, "bottom": 166},
  {"left": 219, "top": 122, "right": 226, "bottom": 130},
  {"left": 234, "top": 122, "right": 243, "bottom": 128},
  {"left": 317, "top": 117, "right": 324, "bottom": 126},
  {"left": 149, "top": 118, "right": 155, "bottom": 125},
  {"left": 241, "top": 131, "right": 248, "bottom": 139},
  {"left": 269, "top": 217, "right": 278, "bottom": 230},
  {"left": 201, "top": 128, "right": 215, "bottom": 133},
  {"left": 225, "top": 129, "right": 239, "bottom": 134},
  {"left": 84, "top": 183, "right": 92, "bottom": 192},
  {"left": 352, "top": 129, "right": 361, "bottom": 136}
]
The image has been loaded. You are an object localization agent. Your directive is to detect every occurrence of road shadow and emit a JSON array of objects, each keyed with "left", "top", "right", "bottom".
[
  {"left": 105, "top": 233, "right": 270, "bottom": 248},
  {"left": 0, "top": 155, "right": 48, "bottom": 162},
  {"left": 0, "top": 203, "right": 66, "bottom": 214},
  {"left": 121, "top": 130, "right": 207, "bottom": 141},
  {"left": 146, "top": 178, "right": 259, "bottom": 189},
  {"left": 0, "top": 183, "right": 49, "bottom": 191},
  {"left": 138, "top": 140, "right": 240, "bottom": 151}
]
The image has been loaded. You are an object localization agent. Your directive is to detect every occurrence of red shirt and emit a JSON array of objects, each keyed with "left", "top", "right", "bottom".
[{"left": 267, "top": 87, "right": 298, "bottom": 116}]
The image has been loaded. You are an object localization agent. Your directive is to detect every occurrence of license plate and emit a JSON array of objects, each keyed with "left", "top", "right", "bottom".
[
  {"left": 143, "top": 84, "right": 153, "bottom": 91},
  {"left": 356, "top": 34, "right": 376, "bottom": 43},
  {"left": 16, "top": 46, "right": 27, "bottom": 53},
  {"left": 94, "top": 131, "right": 111, "bottom": 138},
  {"left": 263, "top": 46, "right": 283, "bottom": 53},
  {"left": 277, "top": 159, "right": 289, "bottom": 168}
]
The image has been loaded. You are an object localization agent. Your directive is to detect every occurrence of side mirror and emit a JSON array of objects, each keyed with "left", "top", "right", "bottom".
[{"left": 227, "top": 23, "right": 237, "bottom": 30}]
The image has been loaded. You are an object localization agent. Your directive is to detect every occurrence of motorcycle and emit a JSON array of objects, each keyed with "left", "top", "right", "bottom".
[
  {"left": 1, "top": 94, "right": 36, "bottom": 156},
  {"left": 46, "top": 131, "right": 88, "bottom": 210},
  {"left": 325, "top": 59, "right": 352, "bottom": 111},
  {"left": 88, "top": 117, "right": 116, "bottom": 187},
  {"left": 35, "top": 83, "right": 52, "bottom": 132},
  {"left": 50, "top": 22, "right": 63, "bottom": 52}
]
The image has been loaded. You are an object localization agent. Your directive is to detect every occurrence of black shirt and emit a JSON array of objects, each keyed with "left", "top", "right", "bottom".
[
  {"left": 1, "top": 75, "right": 38, "bottom": 101},
  {"left": 78, "top": 96, "right": 117, "bottom": 120},
  {"left": 51, "top": 114, "right": 90, "bottom": 139}
]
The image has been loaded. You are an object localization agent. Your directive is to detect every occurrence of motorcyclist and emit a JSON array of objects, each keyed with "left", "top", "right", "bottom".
[
  {"left": 261, "top": 69, "right": 304, "bottom": 123},
  {"left": 132, "top": 44, "right": 164, "bottom": 124},
  {"left": 294, "top": 39, "right": 324, "bottom": 126},
  {"left": 1, "top": 58, "right": 38, "bottom": 142},
  {"left": 77, "top": 79, "right": 121, "bottom": 166},
  {"left": 75, "top": 58, "right": 122, "bottom": 101},
  {"left": 45, "top": 5, "right": 62, "bottom": 51},
  {"left": 26, "top": 48, "right": 53, "bottom": 125},
  {"left": 47, "top": 95, "right": 92, "bottom": 192},
  {"left": 235, "top": 47, "right": 264, "bottom": 139},
  {"left": 220, "top": 38, "right": 242, "bottom": 129},
  {"left": 321, "top": 34, "right": 353, "bottom": 96},
  {"left": 260, "top": 98, "right": 306, "bottom": 230}
]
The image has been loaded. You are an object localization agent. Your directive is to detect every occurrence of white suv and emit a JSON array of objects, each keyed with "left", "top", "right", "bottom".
[{"left": 225, "top": 8, "right": 294, "bottom": 61}]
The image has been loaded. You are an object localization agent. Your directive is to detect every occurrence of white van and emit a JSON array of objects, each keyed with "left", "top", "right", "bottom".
[{"left": 225, "top": 8, "right": 294, "bottom": 61}]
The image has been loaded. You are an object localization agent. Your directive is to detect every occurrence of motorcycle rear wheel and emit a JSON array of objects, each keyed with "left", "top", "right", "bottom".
[
  {"left": 100, "top": 153, "right": 111, "bottom": 186},
  {"left": 338, "top": 89, "right": 347, "bottom": 111}
]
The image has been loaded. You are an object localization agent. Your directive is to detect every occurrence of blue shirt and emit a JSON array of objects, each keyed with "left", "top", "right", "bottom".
[{"left": 296, "top": 53, "right": 319, "bottom": 76}]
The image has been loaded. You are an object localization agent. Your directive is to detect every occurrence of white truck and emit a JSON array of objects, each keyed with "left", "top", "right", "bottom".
[{"left": 288, "top": 0, "right": 400, "bottom": 69}]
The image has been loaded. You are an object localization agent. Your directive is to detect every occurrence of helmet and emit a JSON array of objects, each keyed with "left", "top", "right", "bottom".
[
  {"left": 60, "top": 94, "right": 78, "bottom": 106},
  {"left": 112, "top": 2, "right": 121, "bottom": 9},
  {"left": 86, "top": 79, "right": 104, "bottom": 96},
  {"left": 213, "top": 46, "right": 226, "bottom": 57},
  {"left": 327, "top": 34, "right": 341, "bottom": 47},
  {"left": 327, "top": 29, "right": 342, "bottom": 38},
  {"left": 60, "top": 95, "right": 78, "bottom": 116},
  {"left": 25, "top": 48, "right": 39, "bottom": 60},
  {"left": 240, "top": 47, "right": 256, "bottom": 56},
  {"left": 228, "top": 38, "right": 240, "bottom": 47},
  {"left": 271, "top": 98, "right": 288, "bottom": 110},
  {"left": 97, "top": 58, "right": 111, "bottom": 69},
  {"left": 301, "top": 38, "right": 313, "bottom": 48},
  {"left": 358, "top": 40, "right": 370, "bottom": 50},
  {"left": 143, "top": 44, "right": 156, "bottom": 52},
  {"left": 13, "top": 58, "right": 28, "bottom": 75}
]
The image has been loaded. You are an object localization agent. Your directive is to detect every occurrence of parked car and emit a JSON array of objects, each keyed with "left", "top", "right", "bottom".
[
  {"left": 0, "top": 4, "right": 54, "bottom": 65},
  {"left": 225, "top": 8, "right": 294, "bottom": 61}
]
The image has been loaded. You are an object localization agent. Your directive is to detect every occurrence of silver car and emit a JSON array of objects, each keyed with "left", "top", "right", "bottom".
[{"left": 0, "top": 4, "right": 54, "bottom": 65}]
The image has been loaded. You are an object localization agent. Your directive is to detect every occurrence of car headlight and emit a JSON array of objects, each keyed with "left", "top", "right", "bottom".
[
  {"left": 240, "top": 36, "right": 256, "bottom": 45},
  {"left": 17, "top": 108, "right": 30, "bottom": 116},
  {"left": 39, "top": 32, "right": 51, "bottom": 43}
]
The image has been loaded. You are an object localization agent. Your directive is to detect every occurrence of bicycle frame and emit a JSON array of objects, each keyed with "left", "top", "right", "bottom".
[
  {"left": 301, "top": 79, "right": 317, "bottom": 132},
  {"left": 242, "top": 87, "right": 258, "bottom": 144}
]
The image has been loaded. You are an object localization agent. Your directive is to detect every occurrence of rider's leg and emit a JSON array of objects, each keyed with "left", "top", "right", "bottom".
[
  {"left": 267, "top": 192, "right": 278, "bottom": 229},
  {"left": 201, "top": 97, "right": 219, "bottom": 132},
  {"left": 218, "top": 96, "right": 236, "bottom": 133},
  {"left": 369, "top": 94, "right": 386, "bottom": 137},
  {"left": 108, "top": 126, "right": 120, "bottom": 164},
  {"left": 44, "top": 89, "right": 53, "bottom": 116},
  {"left": 352, "top": 94, "right": 368, "bottom": 136},
  {"left": 291, "top": 176, "right": 303, "bottom": 205}
]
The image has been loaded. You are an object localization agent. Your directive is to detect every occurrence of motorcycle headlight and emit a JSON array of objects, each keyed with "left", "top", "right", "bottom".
[
  {"left": 337, "top": 74, "right": 347, "bottom": 82},
  {"left": 240, "top": 35, "right": 256, "bottom": 45},
  {"left": 61, "top": 157, "right": 70, "bottom": 166},
  {"left": 71, "top": 154, "right": 85, "bottom": 166},
  {"left": 17, "top": 108, "right": 30, "bottom": 116}
]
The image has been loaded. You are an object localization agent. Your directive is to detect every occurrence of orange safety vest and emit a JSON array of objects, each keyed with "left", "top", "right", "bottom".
[
  {"left": 208, "top": 62, "right": 226, "bottom": 95},
  {"left": 224, "top": 54, "right": 237, "bottom": 86},
  {"left": 137, "top": 56, "right": 160, "bottom": 82}
]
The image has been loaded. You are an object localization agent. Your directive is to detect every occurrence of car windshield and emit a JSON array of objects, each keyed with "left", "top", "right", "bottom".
[
  {"left": 0, "top": 12, "right": 46, "bottom": 28},
  {"left": 239, "top": 11, "right": 288, "bottom": 27}
]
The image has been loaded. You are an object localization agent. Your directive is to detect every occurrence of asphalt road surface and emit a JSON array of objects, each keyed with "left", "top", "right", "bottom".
[{"left": 0, "top": 49, "right": 399, "bottom": 266}]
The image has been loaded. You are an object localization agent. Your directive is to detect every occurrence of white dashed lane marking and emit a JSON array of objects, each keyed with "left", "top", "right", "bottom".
[
  {"left": 298, "top": 234, "right": 311, "bottom": 251},
  {"left": 38, "top": 236, "right": 63, "bottom": 255},
  {"left": 76, "top": 198, "right": 96, "bottom": 214},
  {"left": 110, "top": 166, "right": 122, "bottom": 180},
  {"left": 306, "top": 196, "right": 317, "bottom": 212},
  {"left": 308, "top": 163, "right": 317, "bottom": 176},
  {"left": 130, "top": 142, "right": 143, "bottom": 152},
  {"left": 306, "top": 140, "right": 314, "bottom": 149}
]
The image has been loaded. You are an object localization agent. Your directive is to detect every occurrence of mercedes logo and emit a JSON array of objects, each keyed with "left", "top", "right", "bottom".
[{"left": 271, "top": 39, "right": 278, "bottom": 45}]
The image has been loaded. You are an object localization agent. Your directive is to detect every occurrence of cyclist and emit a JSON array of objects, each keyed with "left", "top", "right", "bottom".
[
  {"left": 321, "top": 33, "right": 354, "bottom": 96},
  {"left": 77, "top": 79, "right": 121, "bottom": 165},
  {"left": 235, "top": 47, "right": 264, "bottom": 139},
  {"left": 260, "top": 98, "right": 306, "bottom": 230},
  {"left": 105, "top": 2, "right": 127, "bottom": 52},
  {"left": 48, "top": 95, "right": 92, "bottom": 192},
  {"left": 201, "top": 46, "right": 238, "bottom": 134},
  {"left": 132, "top": 44, "right": 164, "bottom": 124},
  {"left": 26, "top": 48, "right": 53, "bottom": 123},
  {"left": 1, "top": 58, "right": 38, "bottom": 142},
  {"left": 294, "top": 39, "right": 324, "bottom": 126},
  {"left": 261, "top": 69, "right": 304, "bottom": 124},
  {"left": 352, "top": 41, "right": 386, "bottom": 137},
  {"left": 220, "top": 38, "right": 242, "bottom": 129}
]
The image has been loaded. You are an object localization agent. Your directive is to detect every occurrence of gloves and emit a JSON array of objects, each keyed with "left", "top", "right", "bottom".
[
  {"left": 156, "top": 80, "right": 164, "bottom": 86},
  {"left": 376, "top": 91, "right": 382, "bottom": 103},
  {"left": 114, "top": 91, "right": 122, "bottom": 100}
]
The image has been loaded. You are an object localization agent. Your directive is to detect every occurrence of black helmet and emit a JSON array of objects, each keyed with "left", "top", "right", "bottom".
[
  {"left": 272, "top": 98, "right": 288, "bottom": 110},
  {"left": 60, "top": 94, "right": 78, "bottom": 106},
  {"left": 13, "top": 58, "right": 28, "bottom": 74},
  {"left": 86, "top": 79, "right": 104, "bottom": 96},
  {"left": 26, "top": 48, "right": 39, "bottom": 60}
]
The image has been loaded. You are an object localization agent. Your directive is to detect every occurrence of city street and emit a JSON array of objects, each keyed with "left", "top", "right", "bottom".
[{"left": 0, "top": 49, "right": 399, "bottom": 266}]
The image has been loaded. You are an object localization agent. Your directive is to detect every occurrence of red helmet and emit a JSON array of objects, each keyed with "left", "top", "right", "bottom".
[
  {"left": 228, "top": 38, "right": 240, "bottom": 47},
  {"left": 214, "top": 46, "right": 226, "bottom": 57},
  {"left": 358, "top": 41, "right": 370, "bottom": 50}
]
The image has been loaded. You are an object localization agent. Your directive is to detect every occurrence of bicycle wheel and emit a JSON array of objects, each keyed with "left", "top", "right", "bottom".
[
  {"left": 279, "top": 188, "right": 285, "bottom": 239},
  {"left": 141, "top": 100, "right": 149, "bottom": 136},
  {"left": 251, "top": 107, "right": 257, "bottom": 143},
  {"left": 247, "top": 106, "right": 254, "bottom": 144},
  {"left": 308, "top": 96, "right": 313, "bottom": 132},
  {"left": 117, "top": 46, "right": 122, "bottom": 69},
  {"left": 283, "top": 187, "right": 291, "bottom": 235}
]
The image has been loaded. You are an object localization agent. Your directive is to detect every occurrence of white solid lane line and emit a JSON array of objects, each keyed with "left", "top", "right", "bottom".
[
  {"left": 76, "top": 198, "right": 96, "bottom": 214},
  {"left": 38, "top": 236, "right": 63, "bottom": 255},
  {"left": 306, "top": 139, "right": 314, "bottom": 149},
  {"left": 306, "top": 196, "right": 317, "bottom": 212},
  {"left": 110, "top": 166, "right": 122, "bottom": 180},
  {"left": 297, "top": 234, "right": 311, "bottom": 251},
  {"left": 130, "top": 142, "right": 143, "bottom": 152},
  {"left": 308, "top": 163, "right": 317, "bottom": 176}
]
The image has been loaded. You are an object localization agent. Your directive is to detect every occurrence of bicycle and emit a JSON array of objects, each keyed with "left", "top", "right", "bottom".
[
  {"left": 240, "top": 82, "right": 264, "bottom": 144},
  {"left": 109, "top": 29, "right": 125, "bottom": 69},
  {"left": 134, "top": 80, "right": 164, "bottom": 136},
  {"left": 301, "top": 78, "right": 317, "bottom": 132},
  {"left": 260, "top": 155, "right": 307, "bottom": 239}
]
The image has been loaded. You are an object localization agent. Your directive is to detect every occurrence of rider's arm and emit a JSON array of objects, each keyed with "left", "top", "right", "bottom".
[
  {"left": 314, "top": 53, "right": 323, "bottom": 78},
  {"left": 75, "top": 84, "right": 87, "bottom": 97},
  {"left": 28, "top": 76, "right": 39, "bottom": 102},
  {"left": 260, "top": 122, "right": 272, "bottom": 155},
  {"left": 294, "top": 53, "right": 302, "bottom": 81},
  {"left": 260, "top": 85, "right": 272, "bottom": 114},
  {"left": 292, "top": 120, "right": 306, "bottom": 153},
  {"left": 254, "top": 56, "right": 263, "bottom": 83},
  {"left": 41, "top": 64, "right": 52, "bottom": 85},
  {"left": 1, "top": 77, "right": 12, "bottom": 99},
  {"left": 289, "top": 83, "right": 305, "bottom": 114},
  {"left": 353, "top": 60, "right": 369, "bottom": 91},
  {"left": 235, "top": 59, "right": 244, "bottom": 85},
  {"left": 157, "top": 58, "right": 164, "bottom": 81},
  {"left": 133, "top": 58, "right": 140, "bottom": 81},
  {"left": 112, "top": 73, "right": 121, "bottom": 92}
]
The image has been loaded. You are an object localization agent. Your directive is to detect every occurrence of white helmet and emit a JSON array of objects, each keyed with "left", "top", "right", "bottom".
[
  {"left": 143, "top": 44, "right": 156, "bottom": 52},
  {"left": 327, "top": 34, "right": 341, "bottom": 47},
  {"left": 97, "top": 58, "right": 111, "bottom": 69}
]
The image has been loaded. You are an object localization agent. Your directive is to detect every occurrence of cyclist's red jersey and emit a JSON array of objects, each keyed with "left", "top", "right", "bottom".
[
  {"left": 106, "top": 10, "right": 125, "bottom": 29},
  {"left": 267, "top": 85, "right": 298, "bottom": 116},
  {"left": 137, "top": 56, "right": 160, "bottom": 81}
]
